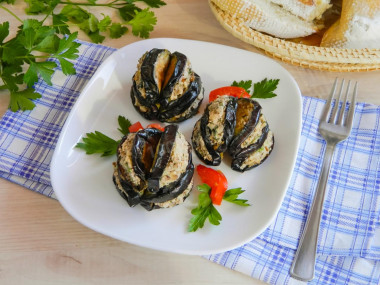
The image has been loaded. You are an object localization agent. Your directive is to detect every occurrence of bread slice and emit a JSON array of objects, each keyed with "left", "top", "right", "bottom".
[
  {"left": 270, "top": 0, "right": 331, "bottom": 21},
  {"left": 211, "top": 0, "right": 331, "bottom": 38},
  {"left": 321, "top": 0, "right": 380, "bottom": 48}
]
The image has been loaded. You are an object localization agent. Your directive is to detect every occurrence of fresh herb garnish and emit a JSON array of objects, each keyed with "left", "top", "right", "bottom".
[
  {"left": 0, "top": 1, "right": 166, "bottom": 112},
  {"left": 75, "top": 115, "right": 131, "bottom": 156},
  {"left": 117, "top": 115, "right": 132, "bottom": 135},
  {"left": 188, "top": 184, "right": 222, "bottom": 232},
  {"left": 75, "top": 131, "right": 120, "bottom": 156},
  {"left": 188, "top": 183, "right": 250, "bottom": 232},
  {"left": 223, "top": 187, "right": 250, "bottom": 206},
  {"left": 232, "top": 78, "right": 280, "bottom": 99}
]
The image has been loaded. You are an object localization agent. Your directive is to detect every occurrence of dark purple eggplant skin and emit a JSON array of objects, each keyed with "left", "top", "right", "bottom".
[
  {"left": 198, "top": 97, "right": 237, "bottom": 165},
  {"left": 147, "top": 124, "right": 179, "bottom": 193},
  {"left": 130, "top": 81, "right": 159, "bottom": 120},
  {"left": 140, "top": 48, "right": 169, "bottom": 104},
  {"left": 235, "top": 124, "right": 269, "bottom": 159},
  {"left": 158, "top": 73, "right": 202, "bottom": 121},
  {"left": 140, "top": 140, "right": 194, "bottom": 211},
  {"left": 160, "top": 52, "right": 188, "bottom": 99},
  {"left": 132, "top": 128, "right": 162, "bottom": 181},
  {"left": 168, "top": 93, "right": 203, "bottom": 123},
  {"left": 231, "top": 133, "right": 274, "bottom": 172},
  {"left": 143, "top": 154, "right": 194, "bottom": 204},
  {"left": 113, "top": 171, "right": 141, "bottom": 207},
  {"left": 113, "top": 134, "right": 144, "bottom": 207},
  {"left": 229, "top": 99, "right": 262, "bottom": 157},
  {"left": 191, "top": 120, "right": 220, "bottom": 165}
]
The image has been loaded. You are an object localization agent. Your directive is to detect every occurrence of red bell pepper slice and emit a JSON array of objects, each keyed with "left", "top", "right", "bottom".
[
  {"left": 196, "top": 165, "right": 228, "bottom": 205},
  {"left": 146, "top": 123, "right": 165, "bottom": 132},
  {"left": 209, "top": 86, "right": 250, "bottom": 102},
  {"left": 128, "top": 121, "right": 144, "bottom": 133}
]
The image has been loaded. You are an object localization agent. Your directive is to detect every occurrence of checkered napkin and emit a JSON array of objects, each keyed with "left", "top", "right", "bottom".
[{"left": 0, "top": 40, "right": 379, "bottom": 284}]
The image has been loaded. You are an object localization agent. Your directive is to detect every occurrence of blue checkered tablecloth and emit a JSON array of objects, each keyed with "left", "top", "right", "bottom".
[{"left": 0, "top": 40, "right": 379, "bottom": 285}]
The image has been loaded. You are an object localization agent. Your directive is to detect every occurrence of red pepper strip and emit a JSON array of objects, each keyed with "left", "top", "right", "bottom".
[
  {"left": 196, "top": 165, "right": 228, "bottom": 205},
  {"left": 146, "top": 123, "right": 165, "bottom": 132},
  {"left": 128, "top": 121, "right": 144, "bottom": 133},
  {"left": 209, "top": 86, "right": 250, "bottom": 102}
]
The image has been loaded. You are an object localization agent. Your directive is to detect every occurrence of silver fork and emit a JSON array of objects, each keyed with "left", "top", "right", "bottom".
[{"left": 290, "top": 78, "right": 358, "bottom": 281}]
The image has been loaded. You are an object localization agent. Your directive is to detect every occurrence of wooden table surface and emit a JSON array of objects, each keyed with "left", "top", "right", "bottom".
[{"left": 0, "top": 1, "right": 379, "bottom": 284}]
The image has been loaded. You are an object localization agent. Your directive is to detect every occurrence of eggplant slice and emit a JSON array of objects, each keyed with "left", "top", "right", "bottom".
[
  {"left": 231, "top": 129, "right": 274, "bottom": 172},
  {"left": 113, "top": 125, "right": 194, "bottom": 211},
  {"left": 191, "top": 95, "right": 237, "bottom": 165},
  {"left": 191, "top": 96, "right": 274, "bottom": 171},
  {"left": 131, "top": 49, "right": 203, "bottom": 123},
  {"left": 230, "top": 98, "right": 274, "bottom": 172}
]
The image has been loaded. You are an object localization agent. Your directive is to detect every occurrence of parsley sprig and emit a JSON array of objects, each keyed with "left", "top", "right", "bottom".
[
  {"left": 188, "top": 183, "right": 250, "bottom": 232},
  {"left": 0, "top": 19, "right": 80, "bottom": 111},
  {"left": 232, "top": 78, "right": 280, "bottom": 98},
  {"left": 0, "top": 0, "right": 166, "bottom": 112},
  {"left": 75, "top": 115, "right": 130, "bottom": 156}
]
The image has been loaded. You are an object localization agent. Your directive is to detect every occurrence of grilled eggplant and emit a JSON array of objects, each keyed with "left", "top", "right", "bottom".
[
  {"left": 229, "top": 98, "right": 262, "bottom": 156},
  {"left": 191, "top": 95, "right": 237, "bottom": 165},
  {"left": 191, "top": 96, "right": 274, "bottom": 171},
  {"left": 231, "top": 129, "right": 274, "bottom": 172},
  {"left": 113, "top": 125, "right": 194, "bottom": 211},
  {"left": 131, "top": 49, "right": 203, "bottom": 123}
]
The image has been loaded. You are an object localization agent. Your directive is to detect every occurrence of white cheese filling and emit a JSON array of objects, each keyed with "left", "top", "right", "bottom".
[
  {"left": 193, "top": 120, "right": 213, "bottom": 162},
  {"left": 119, "top": 133, "right": 141, "bottom": 188},
  {"left": 207, "top": 95, "right": 229, "bottom": 148},
  {"left": 155, "top": 180, "right": 193, "bottom": 208},
  {"left": 159, "top": 132, "right": 190, "bottom": 188},
  {"left": 241, "top": 114, "right": 267, "bottom": 148},
  {"left": 242, "top": 130, "right": 274, "bottom": 168},
  {"left": 169, "top": 60, "right": 193, "bottom": 101}
]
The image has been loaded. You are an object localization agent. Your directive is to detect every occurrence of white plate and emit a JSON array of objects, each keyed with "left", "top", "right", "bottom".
[{"left": 51, "top": 38, "right": 302, "bottom": 255}]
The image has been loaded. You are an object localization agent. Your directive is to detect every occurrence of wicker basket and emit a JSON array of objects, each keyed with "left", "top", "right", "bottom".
[{"left": 209, "top": 0, "right": 380, "bottom": 72}]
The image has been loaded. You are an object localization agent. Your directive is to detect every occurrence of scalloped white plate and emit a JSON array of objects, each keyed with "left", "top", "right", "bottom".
[{"left": 51, "top": 38, "right": 302, "bottom": 255}]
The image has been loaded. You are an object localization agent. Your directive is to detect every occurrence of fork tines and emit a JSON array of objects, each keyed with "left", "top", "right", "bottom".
[{"left": 321, "top": 78, "right": 358, "bottom": 128}]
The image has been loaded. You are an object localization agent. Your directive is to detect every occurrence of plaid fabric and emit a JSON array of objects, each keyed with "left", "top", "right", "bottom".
[
  {"left": 0, "top": 40, "right": 379, "bottom": 284},
  {"left": 0, "top": 41, "right": 115, "bottom": 198},
  {"left": 205, "top": 97, "right": 380, "bottom": 285}
]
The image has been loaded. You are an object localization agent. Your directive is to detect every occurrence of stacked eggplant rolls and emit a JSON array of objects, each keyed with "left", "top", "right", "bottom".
[
  {"left": 131, "top": 48, "right": 204, "bottom": 123},
  {"left": 192, "top": 95, "right": 274, "bottom": 172},
  {"left": 113, "top": 125, "right": 194, "bottom": 211}
]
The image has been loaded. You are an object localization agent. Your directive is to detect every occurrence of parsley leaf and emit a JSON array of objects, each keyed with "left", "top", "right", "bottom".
[
  {"left": 0, "top": 21, "right": 10, "bottom": 43},
  {"left": 1, "top": 1, "right": 166, "bottom": 112},
  {"left": 75, "top": 115, "right": 132, "bottom": 156},
  {"left": 117, "top": 115, "right": 131, "bottom": 135},
  {"left": 8, "top": 88, "right": 42, "bottom": 112},
  {"left": 188, "top": 184, "right": 222, "bottom": 232},
  {"left": 118, "top": 4, "right": 141, "bottom": 21},
  {"left": 251, "top": 78, "right": 280, "bottom": 99},
  {"left": 53, "top": 32, "right": 80, "bottom": 75},
  {"left": 231, "top": 80, "right": 252, "bottom": 93},
  {"left": 24, "top": 61, "right": 57, "bottom": 87},
  {"left": 52, "top": 13, "right": 70, "bottom": 35},
  {"left": 140, "top": 0, "right": 167, "bottom": 8},
  {"left": 75, "top": 131, "right": 120, "bottom": 157},
  {"left": 188, "top": 183, "right": 250, "bottom": 232},
  {"left": 223, "top": 188, "right": 250, "bottom": 206},
  {"left": 129, "top": 8, "right": 157, "bottom": 38},
  {"left": 109, "top": 23, "right": 128, "bottom": 39},
  {"left": 231, "top": 78, "right": 280, "bottom": 99}
]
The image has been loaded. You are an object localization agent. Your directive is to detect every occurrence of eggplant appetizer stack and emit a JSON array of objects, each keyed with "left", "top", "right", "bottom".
[
  {"left": 192, "top": 96, "right": 274, "bottom": 172},
  {"left": 131, "top": 48, "right": 204, "bottom": 123},
  {"left": 113, "top": 125, "right": 194, "bottom": 211}
]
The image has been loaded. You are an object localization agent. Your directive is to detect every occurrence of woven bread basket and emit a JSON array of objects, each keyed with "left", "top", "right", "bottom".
[{"left": 209, "top": 0, "right": 380, "bottom": 72}]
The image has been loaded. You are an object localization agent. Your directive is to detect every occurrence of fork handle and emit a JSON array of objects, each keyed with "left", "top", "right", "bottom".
[{"left": 290, "top": 143, "right": 336, "bottom": 281}]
